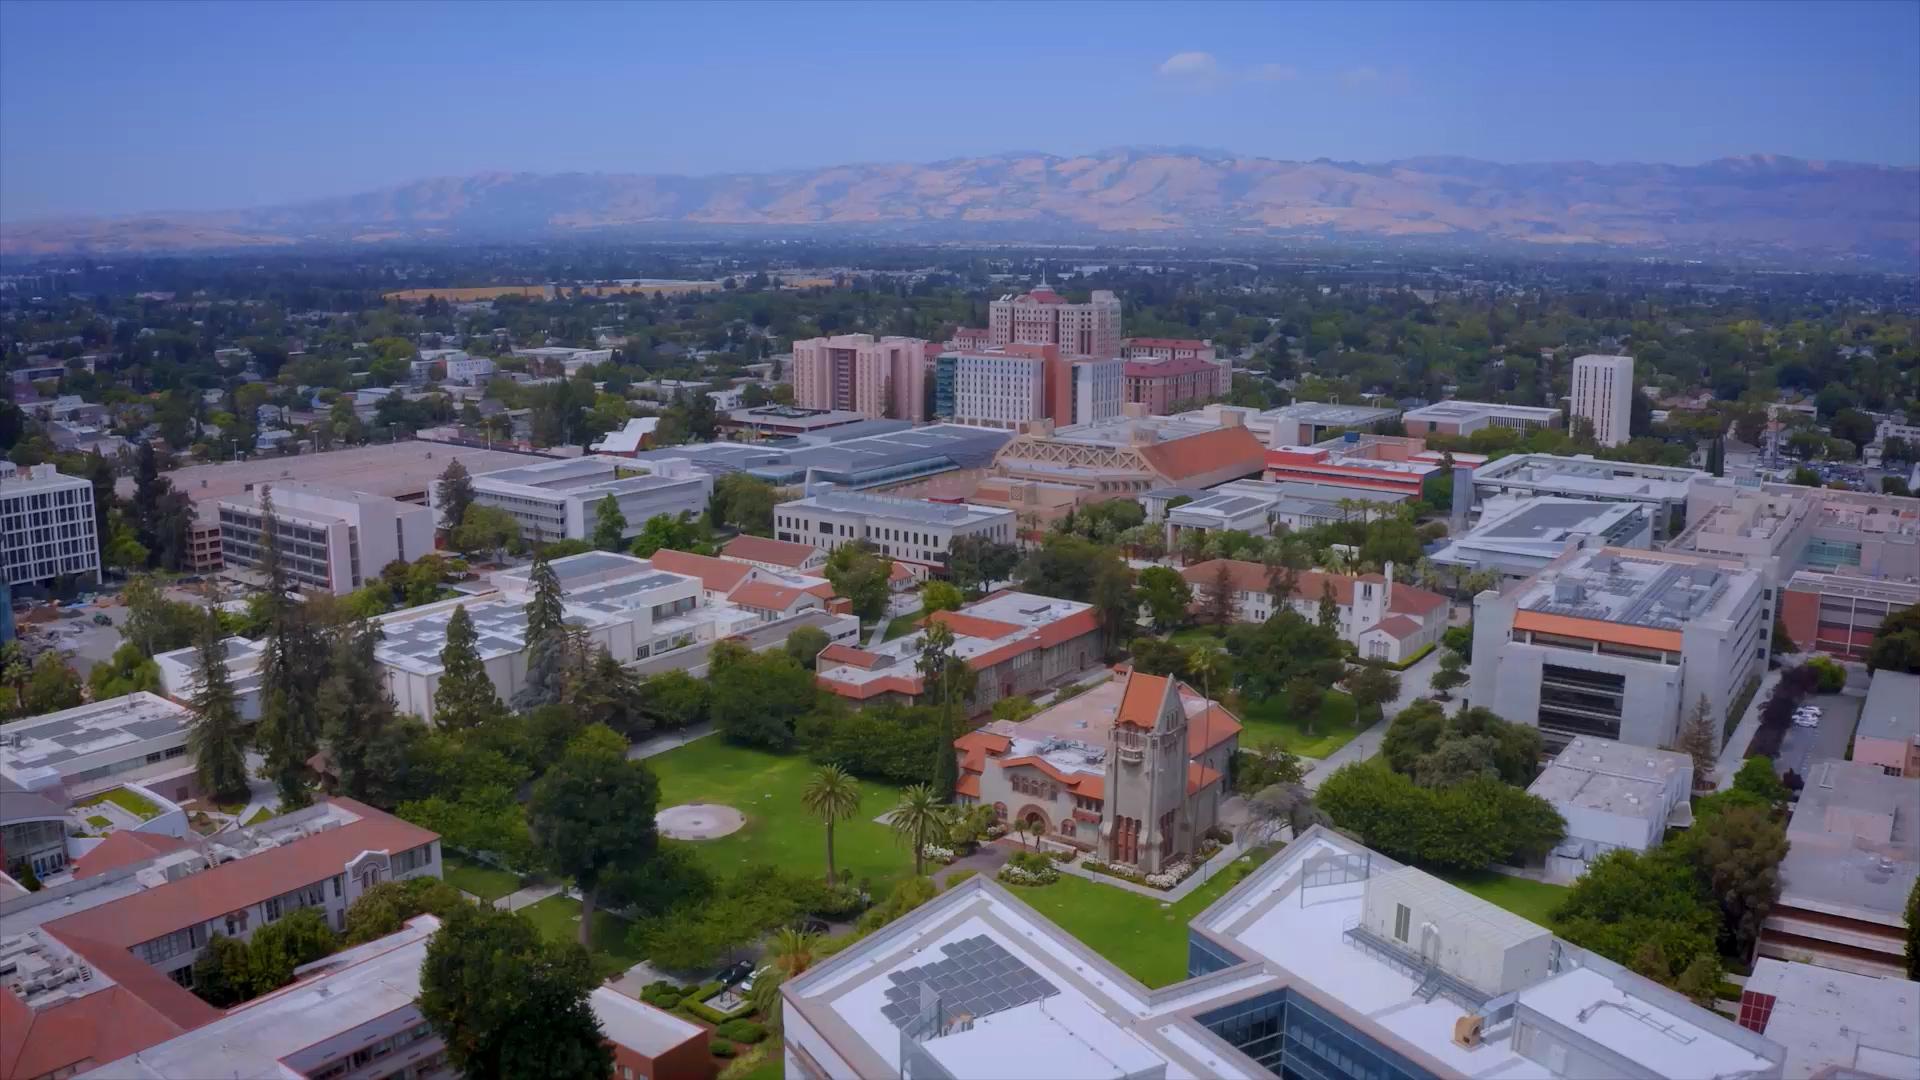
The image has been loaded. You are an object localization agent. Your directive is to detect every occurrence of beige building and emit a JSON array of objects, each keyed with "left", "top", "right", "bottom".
[
  {"left": 1570, "top": 354, "right": 1636, "bottom": 447},
  {"left": 988, "top": 284, "right": 1122, "bottom": 358},
  {"left": 790, "top": 333, "right": 932, "bottom": 421},
  {"left": 954, "top": 670, "right": 1239, "bottom": 873}
]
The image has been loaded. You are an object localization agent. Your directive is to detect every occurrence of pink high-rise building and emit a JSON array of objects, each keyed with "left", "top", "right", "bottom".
[
  {"left": 790, "top": 334, "right": 932, "bottom": 421},
  {"left": 988, "top": 285, "right": 1122, "bottom": 358}
]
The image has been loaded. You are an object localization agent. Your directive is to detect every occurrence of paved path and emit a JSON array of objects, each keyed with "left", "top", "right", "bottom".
[
  {"left": 932, "top": 845, "right": 1009, "bottom": 888},
  {"left": 495, "top": 882, "right": 565, "bottom": 912},
  {"left": 625, "top": 722, "right": 715, "bottom": 761},
  {"left": 1302, "top": 650, "right": 1459, "bottom": 790},
  {"left": 1714, "top": 667, "right": 1782, "bottom": 789}
]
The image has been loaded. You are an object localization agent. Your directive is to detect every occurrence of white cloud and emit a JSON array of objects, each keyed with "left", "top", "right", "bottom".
[
  {"left": 1158, "top": 51, "right": 1221, "bottom": 79},
  {"left": 1251, "top": 63, "right": 1300, "bottom": 83}
]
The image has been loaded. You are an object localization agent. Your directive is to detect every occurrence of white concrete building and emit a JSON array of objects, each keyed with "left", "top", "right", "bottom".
[
  {"left": 1403, "top": 399, "right": 1563, "bottom": 438},
  {"left": 1430, "top": 497, "right": 1652, "bottom": 583},
  {"left": 1570, "top": 354, "right": 1636, "bottom": 447},
  {"left": 216, "top": 482, "right": 435, "bottom": 595},
  {"left": 1471, "top": 547, "right": 1767, "bottom": 753},
  {"left": 1738, "top": 958, "right": 1920, "bottom": 1078},
  {"left": 0, "top": 461, "right": 99, "bottom": 587},
  {"left": 1471, "top": 453, "right": 1707, "bottom": 536},
  {"left": 510, "top": 346, "right": 613, "bottom": 374},
  {"left": 782, "top": 825, "right": 1785, "bottom": 1080},
  {"left": 773, "top": 489, "right": 1015, "bottom": 578},
  {"left": 0, "top": 693, "right": 212, "bottom": 807},
  {"left": 1528, "top": 737, "right": 1693, "bottom": 878},
  {"left": 464, "top": 454, "right": 712, "bottom": 544}
]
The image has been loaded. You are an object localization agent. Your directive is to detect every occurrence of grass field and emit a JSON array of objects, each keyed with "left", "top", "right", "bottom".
[
  {"left": 1005, "top": 847, "right": 1279, "bottom": 987},
  {"left": 1436, "top": 869, "right": 1569, "bottom": 927},
  {"left": 242, "top": 806, "right": 277, "bottom": 826},
  {"left": 522, "top": 895, "right": 646, "bottom": 980},
  {"left": 1234, "top": 689, "right": 1364, "bottom": 758},
  {"left": 79, "top": 787, "right": 162, "bottom": 820},
  {"left": 646, "top": 739, "right": 914, "bottom": 890},
  {"left": 443, "top": 853, "right": 522, "bottom": 902},
  {"left": 883, "top": 609, "right": 925, "bottom": 641},
  {"left": 1166, "top": 626, "right": 1228, "bottom": 650}
]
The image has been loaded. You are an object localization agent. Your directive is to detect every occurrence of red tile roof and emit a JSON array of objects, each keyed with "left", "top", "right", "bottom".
[
  {"left": 1183, "top": 700, "right": 1244, "bottom": 756},
  {"left": 1125, "top": 338, "right": 1210, "bottom": 349},
  {"left": 955, "top": 730, "right": 1012, "bottom": 773},
  {"left": 0, "top": 976, "right": 210, "bottom": 1080},
  {"left": 728, "top": 581, "right": 817, "bottom": 613},
  {"left": 72, "top": 830, "right": 193, "bottom": 880},
  {"left": 818, "top": 643, "right": 888, "bottom": 670},
  {"left": 926, "top": 611, "right": 1026, "bottom": 640},
  {"left": 45, "top": 799, "right": 437, "bottom": 952},
  {"left": 648, "top": 549, "right": 754, "bottom": 594},
  {"left": 1033, "top": 608, "right": 1101, "bottom": 648},
  {"left": 1136, "top": 426, "right": 1268, "bottom": 485},
  {"left": 1117, "top": 672, "right": 1172, "bottom": 729},
  {"left": 1363, "top": 615, "right": 1424, "bottom": 640},
  {"left": 720, "top": 535, "right": 820, "bottom": 568},
  {"left": 955, "top": 775, "right": 980, "bottom": 799},
  {"left": 1388, "top": 584, "right": 1448, "bottom": 616},
  {"left": 1124, "top": 355, "right": 1221, "bottom": 379},
  {"left": 1187, "top": 762, "right": 1223, "bottom": 795},
  {"left": 1180, "top": 560, "right": 1361, "bottom": 607}
]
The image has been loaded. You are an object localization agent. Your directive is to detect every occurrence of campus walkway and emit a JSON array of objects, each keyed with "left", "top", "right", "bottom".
[
  {"left": 625, "top": 721, "right": 715, "bottom": 762},
  {"left": 1303, "top": 647, "right": 1456, "bottom": 790}
]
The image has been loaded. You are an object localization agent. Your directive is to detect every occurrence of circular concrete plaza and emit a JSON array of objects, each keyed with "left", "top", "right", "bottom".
[{"left": 655, "top": 803, "right": 746, "bottom": 840}]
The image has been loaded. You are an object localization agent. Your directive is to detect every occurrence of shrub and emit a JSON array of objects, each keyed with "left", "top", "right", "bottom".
[
  {"left": 1806, "top": 654, "right": 1846, "bottom": 693},
  {"left": 640, "top": 980, "right": 691, "bottom": 1008},
  {"left": 710, "top": 1039, "right": 737, "bottom": 1059},
  {"left": 716, "top": 1019, "right": 767, "bottom": 1044}
]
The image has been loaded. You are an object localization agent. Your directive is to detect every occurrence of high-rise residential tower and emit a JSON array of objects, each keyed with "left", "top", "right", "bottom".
[
  {"left": 1571, "top": 353, "right": 1636, "bottom": 447},
  {"left": 790, "top": 334, "right": 933, "bottom": 420},
  {"left": 988, "top": 284, "right": 1122, "bottom": 358}
]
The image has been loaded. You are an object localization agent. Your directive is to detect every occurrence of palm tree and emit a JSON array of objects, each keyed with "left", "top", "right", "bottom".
[
  {"left": 746, "top": 968, "right": 788, "bottom": 1036},
  {"left": 768, "top": 927, "right": 820, "bottom": 977},
  {"left": 1186, "top": 647, "right": 1224, "bottom": 704},
  {"left": 889, "top": 784, "right": 946, "bottom": 876},
  {"left": 800, "top": 765, "right": 862, "bottom": 886}
]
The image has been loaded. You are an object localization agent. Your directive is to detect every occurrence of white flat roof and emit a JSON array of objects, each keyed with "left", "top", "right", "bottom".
[{"left": 1742, "top": 957, "right": 1920, "bottom": 1079}]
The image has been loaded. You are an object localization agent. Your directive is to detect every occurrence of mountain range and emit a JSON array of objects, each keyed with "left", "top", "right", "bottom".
[{"left": 4, "top": 148, "right": 1917, "bottom": 263}]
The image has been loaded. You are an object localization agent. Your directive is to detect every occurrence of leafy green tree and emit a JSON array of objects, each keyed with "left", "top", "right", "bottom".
[
  {"left": 1732, "top": 756, "right": 1789, "bottom": 807},
  {"left": 435, "top": 458, "right": 475, "bottom": 531},
  {"left": 190, "top": 934, "right": 254, "bottom": 1007},
  {"left": 1683, "top": 803, "right": 1787, "bottom": 958},
  {"left": 434, "top": 606, "right": 508, "bottom": 731},
  {"left": 514, "top": 549, "right": 569, "bottom": 710},
  {"left": 798, "top": 701, "right": 947, "bottom": 786},
  {"left": 1413, "top": 734, "right": 1502, "bottom": 788},
  {"left": 318, "top": 619, "right": 400, "bottom": 800},
  {"left": 1554, "top": 847, "right": 1722, "bottom": 987},
  {"left": 1224, "top": 610, "right": 1344, "bottom": 703},
  {"left": 1, "top": 640, "right": 31, "bottom": 715},
  {"left": 708, "top": 641, "right": 817, "bottom": 750},
  {"left": 590, "top": 494, "right": 627, "bottom": 552},
  {"left": 1201, "top": 560, "right": 1235, "bottom": 625},
  {"left": 800, "top": 764, "right": 862, "bottom": 885},
  {"left": 1431, "top": 650, "right": 1468, "bottom": 698},
  {"left": 528, "top": 727, "right": 661, "bottom": 947},
  {"left": 244, "top": 909, "right": 339, "bottom": 996},
  {"left": 711, "top": 473, "right": 778, "bottom": 535},
  {"left": 564, "top": 644, "right": 647, "bottom": 737},
  {"left": 86, "top": 642, "right": 162, "bottom": 700},
  {"left": 1316, "top": 578, "right": 1340, "bottom": 633},
  {"left": 1673, "top": 694, "right": 1718, "bottom": 787},
  {"left": 1128, "top": 636, "right": 1192, "bottom": 679},
  {"left": 639, "top": 669, "right": 709, "bottom": 730},
  {"left": 452, "top": 503, "right": 522, "bottom": 560},
  {"left": 825, "top": 542, "right": 893, "bottom": 626},
  {"left": 399, "top": 785, "right": 535, "bottom": 870},
  {"left": 342, "top": 876, "right": 469, "bottom": 945},
  {"left": 785, "top": 624, "right": 832, "bottom": 670},
  {"left": 419, "top": 904, "right": 613, "bottom": 1080},
  {"left": 919, "top": 579, "right": 964, "bottom": 616},
  {"left": 189, "top": 608, "right": 250, "bottom": 803},
  {"left": 254, "top": 487, "right": 326, "bottom": 808},
  {"left": 1866, "top": 604, "right": 1920, "bottom": 674},
  {"left": 1137, "top": 566, "right": 1193, "bottom": 631},
  {"left": 1315, "top": 762, "right": 1564, "bottom": 871},
  {"left": 1906, "top": 878, "right": 1920, "bottom": 979},
  {"left": 945, "top": 535, "right": 1020, "bottom": 596},
  {"left": 628, "top": 511, "right": 709, "bottom": 557},
  {"left": 1345, "top": 665, "right": 1401, "bottom": 726},
  {"left": 22, "top": 654, "right": 82, "bottom": 714},
  {"left": 889, "top": 784, "right": 947, "bottom": 876}
]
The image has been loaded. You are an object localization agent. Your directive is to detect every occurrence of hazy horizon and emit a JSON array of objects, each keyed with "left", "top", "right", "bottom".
[{"left": 2, "top": 0, "right": 1917, "bottom": 222}]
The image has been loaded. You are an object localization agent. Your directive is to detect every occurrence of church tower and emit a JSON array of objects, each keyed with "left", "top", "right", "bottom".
[{"left": 1100, "top": 672, "right": 1193, "bottom": 874}]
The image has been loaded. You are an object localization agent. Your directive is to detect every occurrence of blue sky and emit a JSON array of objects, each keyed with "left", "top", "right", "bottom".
[{"left": 2, "top": 0, "right": 1916, "bottom": 220}]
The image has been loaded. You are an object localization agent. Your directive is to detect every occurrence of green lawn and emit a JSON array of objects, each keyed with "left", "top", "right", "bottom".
[
  {"left": 443, "top": 853, "right": 522, "bottom": 902},
  {"left": 1436, "top": 869, "right": 1569, "bottom": 927},
  {"left": 1005, "top": 847, "right": 1278, "bottom": 987},
  {"left": 79, "top": 787, "right": 162, "bottom": 820},
  {"left": 1234, "top": 689, "right": 1364, "bottom": 758},
  {"left": 522, "top": 895, "right": 646, "bottom": 980},
  {"left": 242, "top": 806, "right": 277, "bottom": 826},
  {"left": 646, "top": 739, "right": 914, "bottom": 890},
  {"left": 883, "top": 609, "right": 926, "bottom": 640},
  {"left": 1166, "top": 626, "right": 1228, "bottom": 650}
]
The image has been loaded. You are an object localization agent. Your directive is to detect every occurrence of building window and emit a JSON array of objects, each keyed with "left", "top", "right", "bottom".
[{"left": 1394, "top": 903, "right": 1411, "bottom": 943}]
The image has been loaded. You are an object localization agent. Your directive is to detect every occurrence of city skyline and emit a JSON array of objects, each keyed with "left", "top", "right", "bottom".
[{"left": 2, "top": 0, "right": 1917, "bottom": 221}]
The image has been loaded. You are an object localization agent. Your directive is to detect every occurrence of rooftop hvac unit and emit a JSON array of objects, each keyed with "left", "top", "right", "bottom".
[{"left": 1453, "top": 1014, "right": 1485, "bottom": 1049}]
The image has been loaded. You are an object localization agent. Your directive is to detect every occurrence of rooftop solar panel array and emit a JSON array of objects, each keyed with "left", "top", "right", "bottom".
[{"left": 878, "top": 935, "right": 1058, "bottom": 1030}]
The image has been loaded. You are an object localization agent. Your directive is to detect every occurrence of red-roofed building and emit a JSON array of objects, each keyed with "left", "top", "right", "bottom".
[
  {"left": 720, "top": 534, "right": 828, "bottom": 574},
  {"left": 956, "top": 670, "right": 1239, "bottom": 874},
  {"left": 647, "top": 548, "right": 756, "bottom": 600},
  {"left": 1181, "top": 558, "right": 1449, "bottom": 663},
  {"left": 1121, "top": 339, "right": 1227, "bottom": 414},
  {"left": 0, "top": 798, "right": 441, "bottom": 1079}
]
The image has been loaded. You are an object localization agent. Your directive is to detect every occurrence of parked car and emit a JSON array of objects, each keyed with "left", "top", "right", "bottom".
[
  {"left": 719, "top": 960, "right": 755, "bottom": 987},
  {"left": 739, "top": 965, "right": 772, "bottom": 994},
  {"left": 92, "top": 613, "right": 112, "bottom": 625}
]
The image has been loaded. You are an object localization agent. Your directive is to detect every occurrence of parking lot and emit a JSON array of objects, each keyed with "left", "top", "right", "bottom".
[{"left": 1773, "top": 691, "right": 1862, "bottom": 781}]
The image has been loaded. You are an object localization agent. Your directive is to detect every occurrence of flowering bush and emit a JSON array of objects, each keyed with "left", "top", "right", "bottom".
[
  {"left": 997, "top": 862, "right": 1059, "bottom": 886},
  {"left": 1144, "top": 860, "right": 1194, "bottom": 890},
  {"left": 920, "top": 844, "right": 956, "bottom": 865}
]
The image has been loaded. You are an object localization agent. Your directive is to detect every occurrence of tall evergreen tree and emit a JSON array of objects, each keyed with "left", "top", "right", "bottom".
[
  {"left": 318, "top": 619, "right": 399, "bottom": 800},
  {"left": 189, "top": 608, "right": 250, "bottom": 803},
  {"left": 916, "top": 622, "right": 974, "bottom": 799},
  {"left": 590, "top": 494, "right": 627, "bottom": 552},
  {"left": 435, "top": 458, "right": 476, "bottom": 533},
  {"left": 434, "top": 605, "right": 506, "bottom": 730},
  {"left": 1317, "top": 579, "right": 1340, "bottom": 633},
  {"left": 254, "top": 486, "right": 324, "bottom": 808},
  {"left": 418, "top": 905, "right": 612, "bottom": 1080},
  {"left": 513, "top": 549, "right": 568, "bottom": 710}
]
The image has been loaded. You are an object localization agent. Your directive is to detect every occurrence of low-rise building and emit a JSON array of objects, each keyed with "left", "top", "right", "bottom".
[
  {"left": 1431, "top": 497, "right": 1652, "bottom": 584},
  {"left": 719, "top": 404, "right": 871, "bottom": 439},
  {"left": 719, "top": 533, "right": 828, "bottom": 574},
  {"left": 1471, "top": 547, "right": 1768, "bottom": 753},
  {"left": 0, "top": 693, "right": 219, "bottom": 808},
  {"left": 511, "top": 345, "right": 613, "bottom": 375},
  {"left": 782, "top": 825, "right": 1785, "bottom": 1080},
  {"left": 1159, "top": 477, "right": 1414, "bottom": 546},
  {"left": 80, "top": 914, "right": 713, "bottom": 1080},
  {"left": 1854, "top": 670, "right": 1920, "bottom": 777},
  {"left": 815, "top": 591, "right": 1102, "bottom": 714},
  {"left": 985, "top": 406, "right": 1269, "bottom": 503},
  {"left": 1265, "top": 433, "right": 1480, "bottom": 499},
  {"left": 1122, "top": 351, "right": 1227, "bottom": 415},
  {"left": 588, "top": 415, "right": 660, "bottom": 456},
  {"left": 1402, "top": 398, "right": 1563, "bottom": 438},
  {"left": 465, "top": 455, "right": 712, "bottom": 544},
  {"left": 217, "top": 482, "right": 435, "bottom": 595},
  {"left": 0, "top": 800, "right": 441, "bottom": 1079},
  {"left": 1471, "top": 454, "right": 1706, "bottom": 536},
  {"left": 1527, "top": 737, "right": 1693, "bottom": 879},
  {"left": 1759, "top": 759, "right": 1918, "bottom": 978},
  {"left": 0, "top": 461, "right": 100, "bottom": 587},
  {"left": 1180, "top": 559, "right": 1448, "bottom": 662},
  {"left": 773, "top": 490, "right": 1014, "bottom": 579},
  {"left": 1780, "top": 571, "right": 1920, "bottom": 661},
  {"left": 955, "top": 670, "right": 1239, "bottom": 872},
  {"left": 1736, "top": 958, "right": 1920, "bottom": 1079}
]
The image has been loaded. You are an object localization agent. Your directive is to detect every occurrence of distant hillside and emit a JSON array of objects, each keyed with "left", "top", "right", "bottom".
[{"left": 4, "top": 149, "right": 1916, "bottom": 263}]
